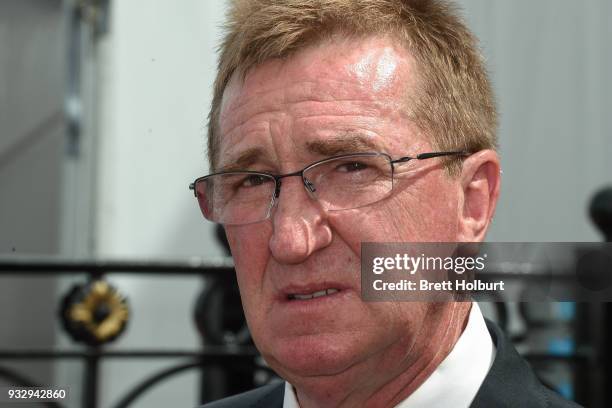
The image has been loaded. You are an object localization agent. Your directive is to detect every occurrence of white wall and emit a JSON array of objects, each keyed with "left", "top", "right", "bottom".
[
  {"left": 459, "top": 0, "right": 612, "bottom": 242},
  {"left": 74, "top": 1, "right": 228, "bottom": 407},
  {"left": 95, "top": 2, "right": 225, "bottom": 259}
]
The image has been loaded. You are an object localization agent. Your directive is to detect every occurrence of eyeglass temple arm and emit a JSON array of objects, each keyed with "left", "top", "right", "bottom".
[{"left": 391, "top": 151, "right": 470, "bottom": 164}]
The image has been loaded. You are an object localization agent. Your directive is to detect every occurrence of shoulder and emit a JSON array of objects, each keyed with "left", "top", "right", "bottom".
[
  {"left": 471, "top": 319, "right": 582, "bottom": 408},
  {"left": 199, "top": 381, "right": 285, "bottom": 408}
]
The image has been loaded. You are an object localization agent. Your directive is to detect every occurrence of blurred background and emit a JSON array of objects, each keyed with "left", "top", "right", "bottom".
[{"left": 0, "top": 0, "right": 610, "bottom": 407}]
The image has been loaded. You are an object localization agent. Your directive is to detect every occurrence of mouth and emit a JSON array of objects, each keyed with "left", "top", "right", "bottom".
[{"left": 287, "top": 288, "right": 340, "bottom": 301}]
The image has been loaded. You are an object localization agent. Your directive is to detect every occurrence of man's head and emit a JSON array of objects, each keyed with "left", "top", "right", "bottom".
[
  {"left": 205, "top": 1, "right": 500, "bottom": 406},
  {"left": 208, "top": 0, "right": 497, "bottom": 173}
]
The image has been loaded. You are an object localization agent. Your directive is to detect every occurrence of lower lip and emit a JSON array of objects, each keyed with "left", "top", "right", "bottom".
[{"left": 281, "top": 289, "right": 352, "bottom": 308}]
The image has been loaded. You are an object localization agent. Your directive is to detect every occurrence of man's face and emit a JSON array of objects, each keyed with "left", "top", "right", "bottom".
[{"left": 218, "top": 36, "right": 465, "bottom": 382}]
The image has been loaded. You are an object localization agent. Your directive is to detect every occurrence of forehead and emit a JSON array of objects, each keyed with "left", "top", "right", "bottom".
[{"left": 217, "top": 35, "right": 420, "bottom": 165}]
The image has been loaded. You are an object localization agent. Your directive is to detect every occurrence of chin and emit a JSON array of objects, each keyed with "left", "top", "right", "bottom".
[{"left": 260, "top": 332, "right": 364, "bottom": 378}]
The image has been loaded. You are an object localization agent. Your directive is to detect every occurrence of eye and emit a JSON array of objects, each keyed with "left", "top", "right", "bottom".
[
  {"left": 240, "top": 174, "right": 269, "bottom": 187},
  {"left": 336, "top": 161, "right": 369, "bottom": 172}
]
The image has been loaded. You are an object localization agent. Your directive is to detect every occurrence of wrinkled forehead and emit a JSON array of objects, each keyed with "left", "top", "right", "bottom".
[{"left": 216, "top": 35, "right": 419, "bottom": 164}]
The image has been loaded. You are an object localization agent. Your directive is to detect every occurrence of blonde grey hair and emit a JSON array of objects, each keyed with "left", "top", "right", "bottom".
[{"left": 208, "top": 0, "right": 497, "bottom": 174}]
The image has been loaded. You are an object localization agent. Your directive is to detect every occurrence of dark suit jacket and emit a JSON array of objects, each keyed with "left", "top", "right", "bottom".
[{"left": 201, "top": 320, "right": 582, "bottom": 407}]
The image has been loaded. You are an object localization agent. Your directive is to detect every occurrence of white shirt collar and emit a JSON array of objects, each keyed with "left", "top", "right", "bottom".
[{"left": 282, "top": 302, "right": 495, "bottom": 408}]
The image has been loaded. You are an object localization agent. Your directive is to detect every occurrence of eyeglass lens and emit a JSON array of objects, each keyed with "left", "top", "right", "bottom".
[{"left": 194, "top": 154, "right": 393, "bottom": 225}]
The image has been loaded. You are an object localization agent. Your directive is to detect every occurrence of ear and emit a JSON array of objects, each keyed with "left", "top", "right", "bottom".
[{"left": 457, "top": 150, "right": 501, "bottom": 242}]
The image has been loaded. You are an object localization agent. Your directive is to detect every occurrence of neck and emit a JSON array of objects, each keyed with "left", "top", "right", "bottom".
[{"left": 292, "top": 302, "right": 471, "bottom": 408}]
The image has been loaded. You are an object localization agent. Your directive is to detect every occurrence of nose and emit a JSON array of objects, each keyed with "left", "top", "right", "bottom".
[{"left": 268, "top": 177, "right": 332, "bottom": 264}]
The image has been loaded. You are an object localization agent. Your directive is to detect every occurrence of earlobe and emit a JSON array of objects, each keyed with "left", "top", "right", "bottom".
[{"left": 457, "top": 150, "right": 501, "bottom": 242}]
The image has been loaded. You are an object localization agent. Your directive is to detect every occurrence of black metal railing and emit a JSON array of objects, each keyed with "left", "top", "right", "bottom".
[{"left": 0, "top": 257, "right": 272, "bottom": 408}]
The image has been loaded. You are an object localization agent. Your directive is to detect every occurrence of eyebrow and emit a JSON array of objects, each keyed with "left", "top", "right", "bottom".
[
  {"left": 218, "top": 134, "right": 382, "bottom": 172},
  {"left": 305, "top": 134, "right": 381, "bottom": 156},
  {"left": 217, "top": 147, "right": 265, "bottom": 172}
]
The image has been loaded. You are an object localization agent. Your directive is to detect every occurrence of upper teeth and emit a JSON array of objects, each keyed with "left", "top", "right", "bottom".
[{"left": 291, "top": 288, "right": 339, "bottom": 300}]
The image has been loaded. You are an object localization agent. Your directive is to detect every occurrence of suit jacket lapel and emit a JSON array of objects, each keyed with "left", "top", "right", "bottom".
[
  {"left": 470, "top": 319, "right": 549, "bottom": 407},
  {"left": 251, "top": 381, "right": 285, "bottom": 408}
]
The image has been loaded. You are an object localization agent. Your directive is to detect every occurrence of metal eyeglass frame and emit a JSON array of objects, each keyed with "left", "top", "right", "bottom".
[{"left": 188, "top": 150, "right": 470, "bottom": 224}]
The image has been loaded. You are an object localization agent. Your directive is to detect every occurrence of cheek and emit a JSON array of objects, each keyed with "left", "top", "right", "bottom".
[
  {"left": 389, "top": 175, "right": 461, "bottom": 239},
  {"left": 226, "top": 223, "right": 271, "bottom": 263},
  {"left": 330, "top": 179, "right": 460, "bottom": 247},
  {"left": 391, "top": 194, "right": 458, "bottom": 239},
  {"left": 225, "top": 225, "right": 272, "bottom": 297},
  {"left": 225, "top": 226, "right": 273, "bottom": 339}
]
